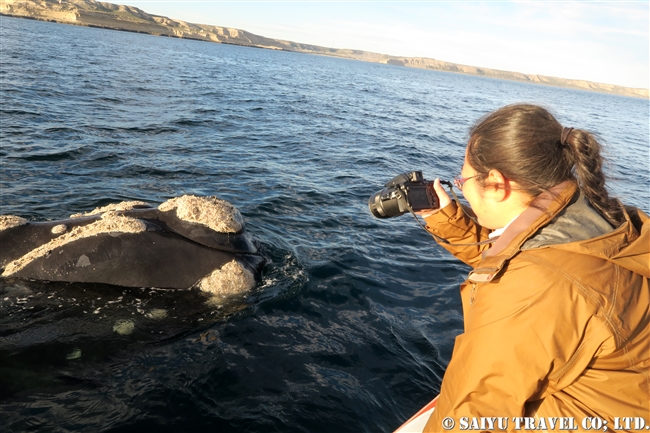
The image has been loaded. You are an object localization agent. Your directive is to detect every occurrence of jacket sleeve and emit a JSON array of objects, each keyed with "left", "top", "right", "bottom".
[
  {"left": 424, "top": 259, "right": 612, "bottom": 432},
  {"left": 423, "top": 202, "right": 492, "bottom": 268}
]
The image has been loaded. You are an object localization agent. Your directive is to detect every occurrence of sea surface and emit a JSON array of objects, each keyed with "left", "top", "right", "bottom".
[{"left": 1, "top": 16, "right": 648, "bottom": 433}]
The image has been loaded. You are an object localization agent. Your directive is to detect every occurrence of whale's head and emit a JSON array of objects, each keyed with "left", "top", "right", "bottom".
[{"left": 0, "top": 195, "right": 267, "bottom": 296}]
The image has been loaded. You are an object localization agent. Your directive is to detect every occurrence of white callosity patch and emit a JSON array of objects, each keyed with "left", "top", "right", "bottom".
[
  {"left": 196, "top": 259, "right": 255, "bottom": 297},
  {"left": 158, "top": 195, "right": 244, "bottom": 234},
  {"left": 51, "top": 224, "right": 67, "bottom": 235},
  {"left": 113, "top": 319, "right": 135, "bottom": 335},
  {"left": 70, "top": 201, "right": 151, "bottom": 218},
  {"left": 1, "top": 212, "right": 147, "bottom": 277},
  {"left": 76, "top": 254, "right": 91, "bottom": 267},
  {"left": 66, "top": 349, "right": 82, "bottom": 360},
  {"left": 144, "top": 308, "right": 168, "bottom": 320},
  {"left": 0, "top": 215, "right": 28, "bottom": 231}
]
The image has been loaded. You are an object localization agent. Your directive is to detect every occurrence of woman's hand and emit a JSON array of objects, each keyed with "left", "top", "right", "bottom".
[
  {"left": 415, "top": 178, "right": 452, "bottom": 217},
  {"left": 433, "top": 178, "right": 452, "bottom": 209}
]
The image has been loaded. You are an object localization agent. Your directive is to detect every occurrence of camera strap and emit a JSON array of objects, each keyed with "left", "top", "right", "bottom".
[{"left": 407, "top": 181, "right": 500, "bottom": 247}]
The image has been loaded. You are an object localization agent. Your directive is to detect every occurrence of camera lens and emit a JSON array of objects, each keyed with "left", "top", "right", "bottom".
[
  {"left": 368, "top": 193, "right": 386, "bottom": 218},
  {"left": 368, "top": 187, "right": 405, "bottom": 218}
]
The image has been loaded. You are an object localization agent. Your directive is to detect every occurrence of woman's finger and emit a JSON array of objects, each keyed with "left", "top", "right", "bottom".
[{"left": 433, "top": 178, "right": 452, "bottom": 209}]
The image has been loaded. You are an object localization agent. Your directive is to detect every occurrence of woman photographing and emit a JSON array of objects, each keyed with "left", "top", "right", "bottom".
[{"left": 415, "top": 104, "right": 649, "bottom": 431}]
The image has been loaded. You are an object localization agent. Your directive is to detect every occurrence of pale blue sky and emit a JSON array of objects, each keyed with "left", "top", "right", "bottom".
[{"left": 124, "top": 1, "right": 649, "bottom": 89}]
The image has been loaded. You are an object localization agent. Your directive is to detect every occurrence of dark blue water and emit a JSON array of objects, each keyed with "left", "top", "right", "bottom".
[{"left": 1, "top": 16, "right": 648, "bottom": 433}]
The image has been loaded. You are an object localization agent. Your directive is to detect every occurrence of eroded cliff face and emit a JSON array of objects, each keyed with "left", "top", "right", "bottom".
[
  {"left": 1, "top": 0, "right": 287, "bottom": 45},
  {"left": 2, "top": 0, "right": 647, "bottom": 99},
  {"left": 385, "top": 58, "right": 649, "bottom": 99},
  {"left": 2, "top": 0, "right": 80, "bottom": 22}
]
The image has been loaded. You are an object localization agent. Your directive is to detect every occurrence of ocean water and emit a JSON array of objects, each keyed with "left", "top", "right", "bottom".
[{"left": 1, "top": 16, "right": 648, "bottom": 433}]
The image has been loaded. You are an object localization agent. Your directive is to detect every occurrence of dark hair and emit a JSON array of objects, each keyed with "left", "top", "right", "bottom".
[{"left": 467, "top": 104, "right": 625, "bottom": 226}]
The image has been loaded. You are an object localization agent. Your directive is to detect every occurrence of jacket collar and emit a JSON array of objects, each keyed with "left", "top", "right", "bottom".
[{"left": 468, "top": 181, "right": 578, "bottom": 282}]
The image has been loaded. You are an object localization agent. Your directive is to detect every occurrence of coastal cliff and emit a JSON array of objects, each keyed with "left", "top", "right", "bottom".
[{"left": 2, "top": 0, "right": 647, "bottom": 99}]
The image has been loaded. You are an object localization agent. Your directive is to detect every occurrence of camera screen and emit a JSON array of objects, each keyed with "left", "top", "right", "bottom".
[{"left": 407, "top": 186, "right": 432, "bottom": 210}]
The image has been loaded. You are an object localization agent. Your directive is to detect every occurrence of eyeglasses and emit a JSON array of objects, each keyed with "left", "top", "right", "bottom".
[{"left": 453, "top": 174, "right": 481, "bottom": 190}]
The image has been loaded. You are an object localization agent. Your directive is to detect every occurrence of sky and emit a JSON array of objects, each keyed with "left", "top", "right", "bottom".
[{"left": 123, "top": 1, "right": 649, "bottom": 89}]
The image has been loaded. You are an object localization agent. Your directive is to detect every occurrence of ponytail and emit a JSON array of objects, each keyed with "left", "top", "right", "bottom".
[{"left": 563, "top": 129, "right": 626, "bottom": 226}]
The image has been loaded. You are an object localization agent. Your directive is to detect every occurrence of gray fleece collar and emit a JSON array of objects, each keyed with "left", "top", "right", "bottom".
[{"left": 522, "top": 190, "right": 614, "bottom": 250}]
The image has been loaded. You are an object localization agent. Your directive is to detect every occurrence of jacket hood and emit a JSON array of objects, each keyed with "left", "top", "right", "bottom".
[
  {"left": 589, "top": 205, "right": 649, "bottom": 277},
  {"left": 531, "top": 193, "right": 650, "bottom": 279}
]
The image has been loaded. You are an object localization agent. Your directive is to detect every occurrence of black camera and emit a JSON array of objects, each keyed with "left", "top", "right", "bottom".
[{"left": 368, "top": 171, "right": 439, "bottom": 218}]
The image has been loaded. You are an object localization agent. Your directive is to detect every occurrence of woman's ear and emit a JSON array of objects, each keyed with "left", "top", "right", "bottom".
[{"left": 485, "top": 169, "right": 510, "bottom": 201}]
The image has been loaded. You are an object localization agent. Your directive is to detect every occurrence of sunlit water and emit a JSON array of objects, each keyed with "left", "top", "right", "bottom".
[{"left": 1, "top": 16, "right": 648, "bottom": 433}]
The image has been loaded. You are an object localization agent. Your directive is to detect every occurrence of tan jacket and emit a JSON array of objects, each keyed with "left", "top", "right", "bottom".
[{"left": 422, "top": 181, "right": 649, "bottom": 432}]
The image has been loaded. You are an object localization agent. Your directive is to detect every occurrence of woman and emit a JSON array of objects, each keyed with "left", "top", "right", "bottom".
[{"left": 418, "top": 104, "right": 649, "bottom": 431}]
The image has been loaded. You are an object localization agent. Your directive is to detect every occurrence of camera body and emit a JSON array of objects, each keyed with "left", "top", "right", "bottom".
[{"left": 368, "top": 171, "right": 439, "bottom": 219}]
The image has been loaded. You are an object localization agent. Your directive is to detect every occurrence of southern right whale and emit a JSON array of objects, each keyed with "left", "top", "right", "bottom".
[{"left": 0, "top": 195, "right": 266, "bottom": 296}]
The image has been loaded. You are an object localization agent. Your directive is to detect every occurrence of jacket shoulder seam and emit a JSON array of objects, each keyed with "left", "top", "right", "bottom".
[
  {"left": 519, "top": 254, "right": 602, "bottom": 307},
  {"left": 520, "top": 254, "right": 622, "bottom": 341},
  {"left": 516, "top": 254, "right": 623, "bottom": 377}
]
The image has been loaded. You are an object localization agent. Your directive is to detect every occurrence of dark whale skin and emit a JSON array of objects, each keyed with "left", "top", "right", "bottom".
[{"left": 0, "top": 206, "right": 266, "bottom": 289}]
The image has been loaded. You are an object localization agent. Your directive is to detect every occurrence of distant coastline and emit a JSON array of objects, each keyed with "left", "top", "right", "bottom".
[{"left": 2, "top": 0, "right": 648, "bottom": 99}]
